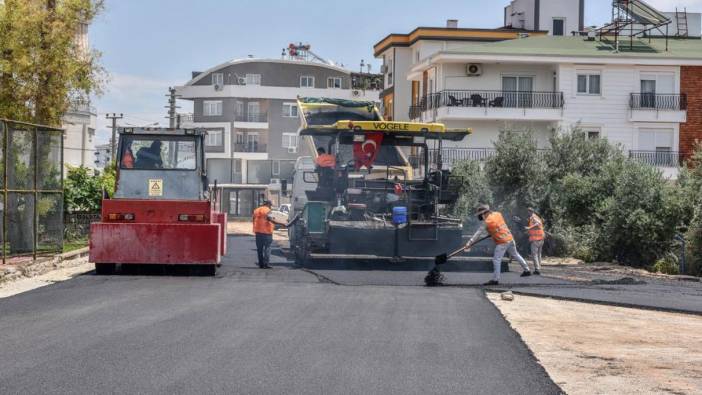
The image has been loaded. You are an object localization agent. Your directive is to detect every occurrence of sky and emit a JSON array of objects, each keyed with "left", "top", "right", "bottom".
[{"left": 89, "top": 0, "right": 702, "bottom": 143}]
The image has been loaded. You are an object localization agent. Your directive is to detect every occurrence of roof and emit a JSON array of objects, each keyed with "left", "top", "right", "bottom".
[
  {"left": 372, "top": 27, "right": 548, "bottom": 57},
  {"left": 185, "top": 58, "right": 354, "bottom": 86},
  {"left": 416, "top": 36, "right": 702, "bottom": 67}
]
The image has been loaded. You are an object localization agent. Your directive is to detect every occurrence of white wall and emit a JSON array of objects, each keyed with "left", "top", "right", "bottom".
[
  {"left": 441, "top": 63, "right": 556, "bottom": 92},
  {"left": 506, "top": 0, "right": 536, "bottom": 30},
  {"left": 62, "top": 112, "right": 96, "bottom": 171},
  {"left": 539, "top": 0, "right": 581, "bottom": 35},
  {"left": 441, "top": 119, "right": 555, "bottom": 148},
  {"left": 558, "top": 63, "right": 681, "bottom": 151},
  {"left": 392, "top": 47, "right": 412, "bottom": 121}
]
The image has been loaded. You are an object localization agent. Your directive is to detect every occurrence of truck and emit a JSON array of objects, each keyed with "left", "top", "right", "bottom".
[
  {"left": 89, "top": 127, "right": 227, "bottom": 275},
  {"left": 288, "top": 98, "right": 471, "bottom": 264}
]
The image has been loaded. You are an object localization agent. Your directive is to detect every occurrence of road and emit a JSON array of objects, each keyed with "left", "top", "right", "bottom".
[{"left": 0, "top": 235, "right": 561, "bottom": 394}]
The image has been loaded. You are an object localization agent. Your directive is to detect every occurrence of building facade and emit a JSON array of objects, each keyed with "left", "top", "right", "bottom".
[
  {"left": 376, "top": 0, "right": 702, "bottom": 178},
  {"left": 62, "top": 98, "right": 97, "bottom": 172},
  {"left": 176, "top": 58, "right": 381, "bottom": 217}
]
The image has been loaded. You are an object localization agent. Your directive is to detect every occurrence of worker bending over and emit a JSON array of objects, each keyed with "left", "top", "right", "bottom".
[
  {"left": 465, "top": 204, "right": 532, "bottom": 286},
  {"left": 252, "top": 200, "right": 280, "bottom": 269},
  {"left": 525, "top": 207, "right": 545, "bottom": 276}
]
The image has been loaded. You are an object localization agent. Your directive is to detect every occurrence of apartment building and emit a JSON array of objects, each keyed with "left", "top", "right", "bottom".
[
  {"left": 377, "top": 0, "right": 702, "bottom": 177},
  {"left": 176, "top": 58, "right": 381, "bottom": 217},
  {"left": 62, "top": 98, "right": 97, "bottom": 171}
]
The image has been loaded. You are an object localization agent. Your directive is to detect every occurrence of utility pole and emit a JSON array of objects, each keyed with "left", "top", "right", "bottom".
[
  {"left": 166, "top": 87, "right": 180, "bottom": 128},
  {"left": 106, "top": 113, "right": 123, "bottom": 162}
]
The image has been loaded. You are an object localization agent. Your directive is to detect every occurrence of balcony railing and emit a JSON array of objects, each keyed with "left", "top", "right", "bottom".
[
  {"left": 234, "top": 142, "right": 267, "bottom": 153},
  {"left": 67, "top": 99, "right": 96, "bottom": 115},
  {"left": 629, "top": 93, "right": 687, "bottom": 111},
  {"left": 629, "top": 150, "right": 683, "bottom": 167},
  {"left": 413, "top": 90, "right": 564, "bottom": 115},
  {"left": 409, "top": 105, "right": 423, "bottom": 120},
  {"left": 235, "top": 112, "right": 268, "bottom": 123}
]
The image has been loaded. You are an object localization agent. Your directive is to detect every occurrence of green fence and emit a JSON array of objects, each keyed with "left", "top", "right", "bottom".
[{"left": 1, "top": 119, "right": 64, "bottom": 264}]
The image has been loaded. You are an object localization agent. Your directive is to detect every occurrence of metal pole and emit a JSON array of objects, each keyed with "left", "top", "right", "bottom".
[{"left": 106, "top": 113, "right": 123, "bottom": 163}]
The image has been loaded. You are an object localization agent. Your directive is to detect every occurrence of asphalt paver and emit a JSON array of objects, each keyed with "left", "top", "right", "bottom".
[{"left": 0, "top": 235, "right": 561, "bottom": 394}]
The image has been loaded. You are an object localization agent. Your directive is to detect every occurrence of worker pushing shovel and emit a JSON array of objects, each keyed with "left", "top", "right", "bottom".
[{"left": 425, "top": 204, "right": 533, "bottom": 287}]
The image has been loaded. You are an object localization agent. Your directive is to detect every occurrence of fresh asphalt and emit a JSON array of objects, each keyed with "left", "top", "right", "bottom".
[{"left": 0, "top": 235, "right": 562, "bottom": 394}]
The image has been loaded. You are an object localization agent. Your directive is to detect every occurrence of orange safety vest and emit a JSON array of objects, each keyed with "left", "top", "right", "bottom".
[
  {"left": 252, "top": 206, "right": 274, "bottom": 235},
  {"left": 316, "top": 154, "right": 336, "bottom": 168},
  {"left": 528, "top": 214, "right": 545, "bottom": 242},
  {"left": 485, "top": 212, "right": 513, "bottom": 245}
]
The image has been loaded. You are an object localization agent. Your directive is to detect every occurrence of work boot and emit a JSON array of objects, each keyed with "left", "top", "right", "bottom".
[
  {"left": 262, "top": 264, "right": 273, "bottom": 269},
  {"left": 483, "top": 280, "right": 499, "bottom": 286},
  {"left": 520, "top": 270, "right": 532, "bottom": 277},
  {"left": 534, "top": 270, "right": 541, "bottom": 276}
]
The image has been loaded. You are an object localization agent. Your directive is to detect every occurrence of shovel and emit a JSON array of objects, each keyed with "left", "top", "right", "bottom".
[{"left": 425, "top": 236, "right": 491, "bottom": 287}]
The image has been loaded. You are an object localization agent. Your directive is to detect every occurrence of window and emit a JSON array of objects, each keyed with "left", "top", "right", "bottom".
[
  {"left": 327, "top": 77, "right": 342, "bottom": 89},
  {"left": 236, "top": 101, "right": 244, "bottom": 116},
  {"left": 502, "top": 76, "right": 534, "bottom": 107},
  {"left": 387, "top": 58, "right": 394, "bottom": 86},
  {"left": 282, "top": 133, "right": 298, "bottom": 154},
  {"left": 640, "top": 73, "right": 675, "bottom": 108},
  {"left": 577, "top": 73, "right": 601, "bottom": 95},
  {"left": 247, "top": 102, "right": 261, "bottom": 122},
  {"left": 414, "top": 50, "right": 420, "bottom": 63},
  {"left": 283, "top": 103, "right": 298, "bottom": 118},
  {"left": 272, "top": 160, "right": 280, "bottom": 176},
  {"left": 245, "top": 74, "right": 261, "bottom": 85},
  {"left": 121, "top": 136, "right": 197, "bottom": 170},
  {"left": 300, "top": 76, "right": 315, "bottom": 88},
  {"left": 203, "top": 100, "right": 222, "bottom": 116},
  {"left": 212, "top": 73, "right": 224, "bottom": 86},
  {"left": 552, "top": 18, "right": 565, "bottom": 36},
  {"left": 206, "top": 129, "right": 223, "bottom": 146},
  {"left": 582, "top": 127, "right": 601, "bottom": 139}
]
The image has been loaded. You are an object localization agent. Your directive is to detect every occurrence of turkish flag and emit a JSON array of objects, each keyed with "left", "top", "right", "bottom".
[{"left": 353, "top": 132, "right": 384, "bottom": 169}]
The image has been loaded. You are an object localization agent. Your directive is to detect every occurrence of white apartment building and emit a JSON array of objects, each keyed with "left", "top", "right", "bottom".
[
  {"left": 377, "top": 0, "right": 702, "bottom": 177},
  {"left": 176, "top": 57, "right": 381, "bottom": 216}
]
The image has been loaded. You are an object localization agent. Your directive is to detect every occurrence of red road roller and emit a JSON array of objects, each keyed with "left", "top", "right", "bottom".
[{"left": 89, "top": 127, "right": 227, "bottom": 275}]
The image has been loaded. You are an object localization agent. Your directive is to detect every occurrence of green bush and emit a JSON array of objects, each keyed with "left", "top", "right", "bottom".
[
  {"left": 64, "top": 164, "right": 115, "bottom": 212},
  {"left": 452, "top": 128, "right": 693, "bottom": 270}
]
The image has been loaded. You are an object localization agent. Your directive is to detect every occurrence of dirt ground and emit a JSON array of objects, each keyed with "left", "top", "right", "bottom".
[
  {"left": 0, "top": 258, "right": 93, "bottom": 299},
  {"left": 488, "top": 293, "right": 702, "bottom": 395}
]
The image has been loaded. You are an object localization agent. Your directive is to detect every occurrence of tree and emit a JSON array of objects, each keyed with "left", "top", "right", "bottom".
[
  {"left": 64, "top": 165, "right": 114, "bottom": 212},
  {"left": 0, "top": 0, "right": 105, "bottom": 126}
]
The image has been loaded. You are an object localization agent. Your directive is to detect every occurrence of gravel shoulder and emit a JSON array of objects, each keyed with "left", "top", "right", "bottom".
[{"left": 488, "top": 293, "right": 702, "bottom": 395}]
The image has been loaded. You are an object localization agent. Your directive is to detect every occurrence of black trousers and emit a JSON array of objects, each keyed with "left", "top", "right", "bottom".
[{"left": 255, "top": 233, "right": 273, "bottom": 267}]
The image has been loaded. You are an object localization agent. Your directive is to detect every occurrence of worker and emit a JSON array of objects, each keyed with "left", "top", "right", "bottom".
[
  {"left": 525, "top": 207, "right": 545, "bottom": 276},
  {"left": 121, "top": 141, "right": 135, "bottom": 169},
  {"left": 135, "top": 140, "right": 163, "bottom": 169},
  {"left": 252, "top": 200, "right": 277, "bottom": 269},
  {"left": 315, "top": 147, "right": 336, "bottom": 168},
  {"left": 465, "top": 204, "right": 532, "bottom": 286}
]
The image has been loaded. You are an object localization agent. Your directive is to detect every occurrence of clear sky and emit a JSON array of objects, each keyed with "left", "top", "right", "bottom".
[{"left": 90, "top": 0, "right": 702, "bottom": 143}]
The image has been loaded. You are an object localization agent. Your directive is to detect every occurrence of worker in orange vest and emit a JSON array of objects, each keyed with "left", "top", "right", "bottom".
[
  {"left": 465, "top": 204, "right": 532, "bottom": 286},
  {"left": 252, "top": 200, "right": 278, "bottom": 269},
  {"left": 315, "top": 147, "right": 336, "bottom": 168},
  {"left": 525, "top": 207, "right": 545, "bottom": 276}
]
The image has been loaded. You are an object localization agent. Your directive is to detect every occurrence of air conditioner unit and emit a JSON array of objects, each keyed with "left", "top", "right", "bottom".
[
  {"left": 237, "top": 77, "right": 246, "bottom": 85},
  {"left": 352, "top": 90, "right": 361, "bottom": 97},
  {"left": 380, "top": 65, "right": 388, "bottom": 74},
  {"left": 270, "top": 178, "right": 281, "bottom": 185},
  {"left": 466, "top": 64, "right": 483, "bottom": 77},
  {"left": 214, "top": 83, "right": 223, "bottom": 91}
]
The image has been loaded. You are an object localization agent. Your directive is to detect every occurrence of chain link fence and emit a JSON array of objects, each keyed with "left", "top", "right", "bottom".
[{"left": 1, "top": 119, "right": 64, "bottom": 263}]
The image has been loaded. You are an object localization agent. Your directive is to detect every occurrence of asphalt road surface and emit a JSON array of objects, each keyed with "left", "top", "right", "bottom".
[{"left": 0, "top": 235, "right": 561, "bottom": 394}]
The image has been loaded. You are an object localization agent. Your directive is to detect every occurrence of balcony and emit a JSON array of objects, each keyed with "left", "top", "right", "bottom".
[
  {"left": 67, "top": 99, "right": 96, "bottom": 116},
  {"left": 629, "top": 93, "right": 687, "bottom": 123},
  {"left": 629, "top": 150, "right": 683, "bottom": 167},
  {"left": 411, "top": 90, "right": 564, "bottom": 122},
  {"left": 234, "top": 142, "right": 267, "bottom": 154},
  {"left": 234, "top": 112, "right": 268, "bottom": 128}
]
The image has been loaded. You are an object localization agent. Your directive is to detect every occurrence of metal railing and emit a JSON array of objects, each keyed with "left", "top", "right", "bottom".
[
  {"left": 409, "top": 105, "right": 423, "bottom": 120},
  {"left": 629, "top": 93, "right": 687, "bottom": 111},
  {"left": 414, "top": 90, "right": 564, "bottom": 114},
  {"left": 67, "top": 99, "right": 96, "bottom": 115},
  {"left": 629, "top": 150, "right": 683, "bottom": 167},
  {"left": 235, "top": 112, "right": 268, "bottom": 123},
  {"left": 234, "top": 142, "right": 267, "bottom": 153}
]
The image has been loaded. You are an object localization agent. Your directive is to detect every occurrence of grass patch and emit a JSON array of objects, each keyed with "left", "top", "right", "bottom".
[{"left": 63, "top": 239, "right": 88, "bottom": 253}]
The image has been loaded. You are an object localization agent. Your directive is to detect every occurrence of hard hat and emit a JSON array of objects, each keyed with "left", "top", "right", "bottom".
[{"left": 475, "top": 204, "right": 490, "bottom": 217}]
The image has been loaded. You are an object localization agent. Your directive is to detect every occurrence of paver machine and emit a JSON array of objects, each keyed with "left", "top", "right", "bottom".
[
  {"left": 89, "top": 127, "right": 227, "bottom": 275},
  {"left": 288, "top": 98, "right": 471, "bottom": 264}
]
